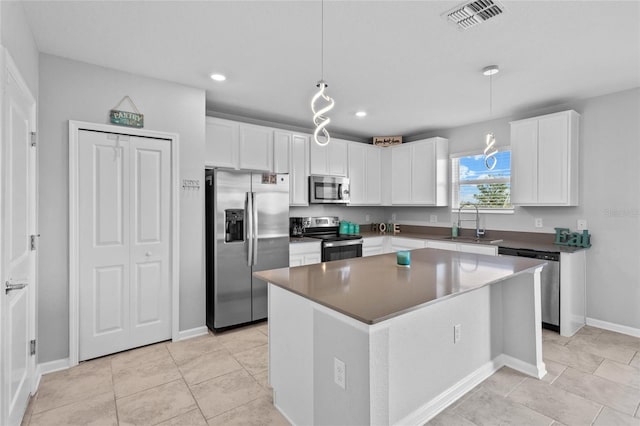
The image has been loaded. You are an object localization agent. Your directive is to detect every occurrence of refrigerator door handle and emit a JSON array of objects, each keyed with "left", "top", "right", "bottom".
[
  {"left": 252, "top": 192, "right": 258, "bottom": 265},
  {"left": 246, "top": 191, "right": 253, "bottom": 266}
]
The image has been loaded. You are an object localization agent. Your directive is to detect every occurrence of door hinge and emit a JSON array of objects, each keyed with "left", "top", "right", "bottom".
[
  {"left": 30, "top": 234, "right": 40, "bottom": 251},
  {"left": 30, "top": 132, "right": 36, "bottom": 147},
  {"left": 30, "top": 340, "right": 36, "bottom": 356}
]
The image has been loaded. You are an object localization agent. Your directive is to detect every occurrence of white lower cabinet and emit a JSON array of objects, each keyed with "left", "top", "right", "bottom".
[
  {"left": 362, "top": 236, "right": 386, "bottom": 257},
  {"left": 427, "top": 240, "right": 498, "bottom": 255},
  {"left": 426, "top": 240, "right": 458, "bottom": 252},
  {"left": 390, "top": 237, "right": 427, "bottom": 252},
  {"left": 289, "top": 241, "right": 321, "bottom": 266}
]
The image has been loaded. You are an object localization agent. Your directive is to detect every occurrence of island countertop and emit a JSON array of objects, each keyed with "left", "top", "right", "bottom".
[{"left": 254, "top": 248, "right": 546, "bottom": 325}]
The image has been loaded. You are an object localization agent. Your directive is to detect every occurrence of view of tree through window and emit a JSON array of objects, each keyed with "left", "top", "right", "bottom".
[{"left": 452, "top": 151, "right": 512, "bottom": 209}]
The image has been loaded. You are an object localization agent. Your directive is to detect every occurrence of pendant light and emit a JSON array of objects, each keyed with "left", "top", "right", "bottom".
[
  {"left": 483, "top": 65, "right": 499, "bottom": 170},
  {"left": 311, "top": 0, "right": 335, "bottom": 146}
]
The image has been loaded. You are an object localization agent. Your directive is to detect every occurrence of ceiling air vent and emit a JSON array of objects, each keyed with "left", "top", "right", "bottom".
[{"left": 444, "top": 0, "right": 505, "bottom": 30}]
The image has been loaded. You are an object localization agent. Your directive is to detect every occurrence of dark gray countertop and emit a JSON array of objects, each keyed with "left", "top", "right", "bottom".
[{"left": 255, "top": 248, "right": 546, "bottom": 325}]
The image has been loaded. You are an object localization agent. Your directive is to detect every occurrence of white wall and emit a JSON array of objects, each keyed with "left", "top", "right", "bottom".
[
  {"left": 290, "top": 205, "right": 387, "bottom": 225},
  {"left": 38, "top": 54, "right": 206, "bottom": 362},
  {"left": 1, "top": 1, "right": 38, "bottom": 97}
]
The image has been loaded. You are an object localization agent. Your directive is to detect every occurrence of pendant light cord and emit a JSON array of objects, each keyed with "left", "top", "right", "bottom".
[
  {"left": 321, "top": 0, "right": 324, "bottom": 80},
  {"left": 489, "top": 72, "right": 493, "bottom": 117}
]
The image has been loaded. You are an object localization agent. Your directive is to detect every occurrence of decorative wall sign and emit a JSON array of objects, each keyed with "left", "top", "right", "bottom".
[
  {"left": 373, "top": 136, "right": 402, "bottom": 147},
  {"left": 554, "top": 227, "right": 592, "bottom": 248},
  {"left": 110, "top": 95, "right": 144, "bottom": 128}
]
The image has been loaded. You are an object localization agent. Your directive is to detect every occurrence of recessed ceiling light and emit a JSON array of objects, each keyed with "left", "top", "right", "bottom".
[
  {"left": 355, "top": 111, "right": 367, "bottom": 118},
  {"left": 210, "top": 73, "right": 226, "bottom": 82},
  {"left": 482, "top": 65, "right": 499, "bottom": 76}
]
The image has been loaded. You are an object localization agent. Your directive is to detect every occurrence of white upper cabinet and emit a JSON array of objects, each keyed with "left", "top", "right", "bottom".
[
  {"left": 239, "top": 123, "right": 273, "bottom": 171},
  {"left": 390, "top": 138, "right": 448, "bottom": 206},
  {"left": 273, "top": 131, "right": 291, "bottom": 173},
  {"left": 290, "top": 134, "right": 310, "bottom": 206},
  {"left": 206, "top": 117, "right": 273, "bottom": 171},
  {"left": 348, "top": 142, "right": 381, "bottom": 205},
  {"left": 511, "top": 110, "right": 580, "bottom": 206},
  {"left": 309, "top": 138, "right": 348, "bottom": 176},
  {"left": 273, "top": 130, "right": 310, "bottom": 205},
  {"left": 205, "top": 117, "right": 239, "bottom": 168}
]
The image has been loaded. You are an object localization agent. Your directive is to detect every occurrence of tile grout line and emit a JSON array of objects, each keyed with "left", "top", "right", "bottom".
[
  {"left": 166, "top": 342, "right": 209, "bottom": 424},
  {"left": 590, "top": 405, "right": 604, "bottom": 426},
  {"left": 109, "top": 356, "right": 121, "bottom": 426}
]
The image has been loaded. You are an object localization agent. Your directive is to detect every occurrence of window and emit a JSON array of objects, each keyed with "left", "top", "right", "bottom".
[{"left": 451, "top": 149, "right": 512, "bottom": 212}]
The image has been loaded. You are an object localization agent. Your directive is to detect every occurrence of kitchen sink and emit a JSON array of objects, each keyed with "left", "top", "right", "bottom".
[{"left": 437, "top": 236, "right": 503, "bottom": 244}]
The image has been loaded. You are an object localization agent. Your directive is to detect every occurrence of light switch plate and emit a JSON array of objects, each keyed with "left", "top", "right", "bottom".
[
  {"left": 391, "top": 213, "right": 397, "bottom": 221},
  {"left": 430, "top": 215, "right": 438, "bottom": 223},
  {"left": 577, "top": 219, "right": 587, "bottom": 230},
  {"left": 535, "top": 218, "right": 543, "bottom": 228},
  {"left": 365, "top": 214, "right": 370, "bottom": 222}
]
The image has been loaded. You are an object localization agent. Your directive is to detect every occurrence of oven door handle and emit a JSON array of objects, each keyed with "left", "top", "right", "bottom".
[{"left": 323, "top": 239, "right": 363, "bottom": 248}]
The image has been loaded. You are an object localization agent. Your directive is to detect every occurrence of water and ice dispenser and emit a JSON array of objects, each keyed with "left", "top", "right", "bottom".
[{"left": 225, "top": 209, "right": 244, "bottom": 243}]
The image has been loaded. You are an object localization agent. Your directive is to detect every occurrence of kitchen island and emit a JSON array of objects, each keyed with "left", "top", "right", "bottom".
[{"left": 254, "top": 248, "right": 547, "bottom": 426}]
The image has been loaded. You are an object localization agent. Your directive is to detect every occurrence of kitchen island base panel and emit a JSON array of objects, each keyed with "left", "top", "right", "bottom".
[{"left": 268, "top": 268, "right": 545, "bottom": 426}]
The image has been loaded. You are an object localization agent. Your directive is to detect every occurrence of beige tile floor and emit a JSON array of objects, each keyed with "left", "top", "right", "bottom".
[{"left": 21, "top": 324, "right": 640, "bottom": 426}]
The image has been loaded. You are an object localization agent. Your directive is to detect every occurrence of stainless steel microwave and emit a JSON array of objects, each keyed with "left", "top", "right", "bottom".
[{"left": 309, "top": 176, "right": 350, "bottom": 204}]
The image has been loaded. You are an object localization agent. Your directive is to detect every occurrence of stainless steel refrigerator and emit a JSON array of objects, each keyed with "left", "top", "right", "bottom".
[{"left": 205, "top": 169, "right": 289, "bottom": 331}]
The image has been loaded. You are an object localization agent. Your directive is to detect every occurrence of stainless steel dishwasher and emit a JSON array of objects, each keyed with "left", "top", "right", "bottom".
[{"left": 498, "top": 247, "right": 561, "bottom": 332}]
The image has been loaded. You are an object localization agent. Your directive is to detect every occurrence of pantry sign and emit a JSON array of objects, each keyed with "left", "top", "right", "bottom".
[{"left": 110, "top": 95, "right": 144, "bottom": 128}]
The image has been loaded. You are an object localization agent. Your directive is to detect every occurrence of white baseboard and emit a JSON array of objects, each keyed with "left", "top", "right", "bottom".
[
  {"left": 177, "top": 326, "right": 209, "bottom": 341},
  {"left": 396, "top": 354, "right": 545, "bottom": 425},
  {"left": 498, "top": 354, "right": 547, "bottom": 379},
  {"left": 35, "top": 358, "right": 70, "bottom": 390},
  {"left": 397, "top": 359, "right": 502, "bottom": 425},
  {"left": 586, "top": 317, "right": 640, "bottom": 338}
]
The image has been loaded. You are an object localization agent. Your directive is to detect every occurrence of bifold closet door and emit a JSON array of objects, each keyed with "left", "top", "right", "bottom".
[{"left": 78, "top": 130, "right": 171, "bottom": 361}]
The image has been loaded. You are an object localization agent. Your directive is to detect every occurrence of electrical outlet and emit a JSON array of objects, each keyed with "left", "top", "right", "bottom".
[
  {"left": 430, "top": 214, "right": 438, "bottom": 223},
  {"left": 577, "top": 219, "right": 587, "bottom": 231},
  {"left": 334, "top": 357, "right": 346, "bottom": 389},
  {"left": 454, "top": 324, "right": 461, "bottom": 343},
  {"left": 391, "top": 213, "right": 397, "bottom": 221},
  {"left": 535, "top": 218, "right": 543, "bottom": 228},
  {"left": 365, "top": 214, "right": 371, "bottom": 222}
]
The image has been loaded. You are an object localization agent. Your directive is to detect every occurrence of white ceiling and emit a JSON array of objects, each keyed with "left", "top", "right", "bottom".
[{"left": 21, "top": 0, "right": 640, "bottom": 139}]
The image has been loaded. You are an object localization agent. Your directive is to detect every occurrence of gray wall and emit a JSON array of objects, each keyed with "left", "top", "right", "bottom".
[
  {"left": 1, "top": 1, "right": 38, "bottom": 96},
  {"left": 392, "top": 88, "right": 640, "bottom": 330},
  {"left": 294, "top": 88, "right": 640, "bottom": 330},
  {"left": 38, "top": 54, "right": 205, "bottom": 362}
]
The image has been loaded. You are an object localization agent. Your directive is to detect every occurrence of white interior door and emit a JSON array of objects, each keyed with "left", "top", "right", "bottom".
[
  {"left": 78, "top": 130, "right": 171, "bottom": 361},
  {"left": 1, "top": 61, "right": 36, "bottom": 426}
]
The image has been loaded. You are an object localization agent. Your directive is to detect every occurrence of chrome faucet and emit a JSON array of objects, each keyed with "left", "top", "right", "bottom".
[{"left": 458, "top": 202, "right": 485, "bottom": 239}]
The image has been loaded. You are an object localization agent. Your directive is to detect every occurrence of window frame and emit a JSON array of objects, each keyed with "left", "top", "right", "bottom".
[{"left": 450, "top": 147, "right": 514, "bottom": 214}]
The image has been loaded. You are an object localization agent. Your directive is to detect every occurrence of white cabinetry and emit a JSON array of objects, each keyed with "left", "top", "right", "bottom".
[
  {"left": 289, "top": 241, "right": 321, "bottom": 266},
  {"left": 390, "top": 237, "right": 427, "bottom": 252},
  {"left": 427, "top": 240, "right": 498, "bottom": 256},
  {"left": 310, "top": 138, "right": 348, "bottom": 176},
  {"left": 205, "top": 117, "right": 238, "bottom": 168},
  {"left": 274, "top": 131, "right": 310, "bottom": 206},
  {"left": 238, "top": 123, "right": 273, "bottom": 171},
  {"left": 205, "top": 117, "right": 273, "bottom": 171},
  {"left": 457, "top": 243, "right": 498, "bottom": 256},
  {"left": 511, "top": 110, "right": 580, "bottom": 206},
  {"left": 362, "top": 236, "right": 386, "bottom": 257},
  {"left": 348, "top": 142, "right": 381, "bottom": 205},
  {"left": 426, "top": 240, "right": 458, "bottom": 252},
  {"left": 390, "top": 138, "right": 448, "bottom": 206}
]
